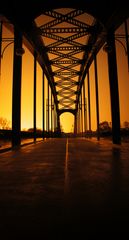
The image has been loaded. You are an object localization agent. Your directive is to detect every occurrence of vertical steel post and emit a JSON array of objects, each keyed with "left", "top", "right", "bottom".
[
  {"left": 48, "top": 82, "right": 49, "bottom": 136},
  {"left": 87, "top": 70, "right": 91, "bottom": 132},
  {"left": 78, "top": 102, "right": 80, "bottom": 135},
  {"left": 51, "top": 91, "right": 53, "bottom": 136},
  {"left": 74, "top": 112, "right": 77, "bottom": 136},
  {"left": 12, "top": 27, "right": 22, "bottom": 148},
  {"left": 81, "top": 92, "right": 83, "bottom": 136},
  {"left": 107, "top": 32, "right": 121, "bottom": 144},
  {"left": 83, "top": 81, "right": 87, "bottom": 135},
  {"left": 42, "top": 70, "right": 45, "bottom": 139},
  {"left": 0, "top": 21, "right": 3, "bottom": 76},
  {"left": 54, "top": 104, "right": 57, "bottom": 134},
  {"left": 33, "top": 51, "right": 37, "bottom": 142},
  {"left": 94, "top": 54, "right": 100, "bottom": 140},
  {"left": 57, "top": 113, "right": 61, "bottom": 137},
  {"left": 124, "top": 20, "right": 129, "bottom": 71}
]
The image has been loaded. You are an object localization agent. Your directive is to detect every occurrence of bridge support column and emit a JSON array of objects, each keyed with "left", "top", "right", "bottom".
[
  {"left": 47, "top": 82, "right": 50, "bottom": 137},
  {"left": 124, "top": 20, "right": 129, "bottom": 71},
  {"left": 74, "top": 113, "right": 77, "bottom": 136},
  {"left": 33, "top": 51, "right": 37, "bottom": 142},
  {"left": 12, "top": 27, "right": 23, "bottom": 148},
  {"left": 94, "top": 54, "right": 100, "bottom": 140},
  {"left": 78, "top": 98, "right": 81, "bottom": 135},
  {"left": 78, "top": 102, "right": 80, "bottom": 135},
  {"left": 80, "top": 92, "right": 83, "bottom": 136},
  {"left": 54, "top": 104, "right": 57, "bottom": 134},
  {"left": 83, "top": 80, "right": 87, "bottom": 136},
  {"left": 0, "top": 21, "right": 3, "bottom": 75},
  {"left": 51, "top": 91, "right": 53, "bottom": 137},
  {"left": 57, "top": 113, "right": 61, "bottom": 137},
  {"left": 107, "top": 32, "right": 121, "bottom": 144},
  {"left": 87, "top": 70, "right": 91, "bottom": 132},
  {"left": 42, "top": 71, "right": 45, "bottom": 139}
]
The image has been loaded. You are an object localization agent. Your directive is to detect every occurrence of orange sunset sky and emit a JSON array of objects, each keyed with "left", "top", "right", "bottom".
[{"left": 0, "top": 17, "right": 129, "bottom": 133}]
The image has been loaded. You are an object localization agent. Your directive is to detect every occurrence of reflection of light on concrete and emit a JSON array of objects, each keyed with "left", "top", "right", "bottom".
[{"left": 64, "top": 138, "right": 69, "bottom": 194}]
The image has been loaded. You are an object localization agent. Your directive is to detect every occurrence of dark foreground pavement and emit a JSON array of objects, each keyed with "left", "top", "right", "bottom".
[{"left": 0, "top": 138, "right": 129, "bottom": 239}]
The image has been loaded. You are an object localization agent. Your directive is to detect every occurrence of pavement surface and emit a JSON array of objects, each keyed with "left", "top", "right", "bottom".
[{"left": 0, "top": 138, "right": 129, "bottom": 238}]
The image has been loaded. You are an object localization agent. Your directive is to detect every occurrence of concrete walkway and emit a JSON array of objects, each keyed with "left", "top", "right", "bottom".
[{"left": 0, "top": 138, "right": 129, "bottom": 238}]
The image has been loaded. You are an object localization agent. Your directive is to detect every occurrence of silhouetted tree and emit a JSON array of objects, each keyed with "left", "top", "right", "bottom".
[
  {"left": 123, "top": 121, "right": 129, "bottom": 129},
  {"left": 0, "top": 117, "right": 10, "bottom": 129},
  {"left": 99, "top": 121, "right": 111, "bottom": 132}
]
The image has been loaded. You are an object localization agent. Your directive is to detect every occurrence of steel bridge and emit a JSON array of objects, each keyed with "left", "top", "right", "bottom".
[
  {"left": 0, "top": 1, "right": 129, "bottom": 147},
  {"left": 0, "top": 1, "right": 129, "bottom": 238}
]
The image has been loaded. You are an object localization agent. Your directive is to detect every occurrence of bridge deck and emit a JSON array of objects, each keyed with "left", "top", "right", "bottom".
[{"left": 0, "top": 138, "right": 129, "bottom": 238}]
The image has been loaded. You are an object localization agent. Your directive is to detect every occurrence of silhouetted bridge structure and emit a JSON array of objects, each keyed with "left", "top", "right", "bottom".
[
  {"left": 0, "top": 1, "right": 129, "bottom": 148},
  {"left": 0, "top": 1, "right": 129, "bottom": 238}
]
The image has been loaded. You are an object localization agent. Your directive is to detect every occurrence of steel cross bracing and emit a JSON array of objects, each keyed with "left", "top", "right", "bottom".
[{"left": 36, "top": 8, "right": 99, "bottom": 111}]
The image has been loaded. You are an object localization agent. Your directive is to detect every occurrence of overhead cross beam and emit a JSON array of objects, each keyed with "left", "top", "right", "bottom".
[
  {"left": 40, "top": 9, "right": 89, "bottom": 28},
  {"left": 41, "top": 27, "right": 92, "bottom": 34},
  {"left": 36, "top": 8, "right": 101, "bottom": 111}
]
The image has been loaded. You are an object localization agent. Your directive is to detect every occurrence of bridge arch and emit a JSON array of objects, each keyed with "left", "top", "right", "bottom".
[{"left": 58, "top": 109, "right": 76, "bottom": 116}]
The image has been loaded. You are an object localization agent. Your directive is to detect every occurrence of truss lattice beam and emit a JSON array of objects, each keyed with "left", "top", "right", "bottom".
[
  {"left": 48, "top": 49, "right": 84, "bottom": 59},
  {"left": 50, "top": 59, "right": 82, "bottom": 64},
  {"left": 41, "top": 27, "right": 92, "bottom": 34},
  {"left": 54, "top": 71, "right": 80, "bottom": 76},
  {"left": 47, "top": 45, "right": 88, "bottom": 52},
  {"left": 41, "top": 30, "right": 89, "bottom": 43},
  {"left": 41, "top": 10, "right": 91, "bottom": 29}
]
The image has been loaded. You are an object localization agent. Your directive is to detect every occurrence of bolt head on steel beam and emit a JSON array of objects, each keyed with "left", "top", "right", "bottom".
[
  {"left": 103, "top": 43, "right": 112, "bottom": 53},
  {"left": 15, "top": 47, "right": 25, "bottom": 56}
]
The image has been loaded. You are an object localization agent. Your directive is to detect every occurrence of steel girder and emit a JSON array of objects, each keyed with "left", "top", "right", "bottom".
[{"left": 34, "top": 8, "right": 103, "bottom": 112}]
